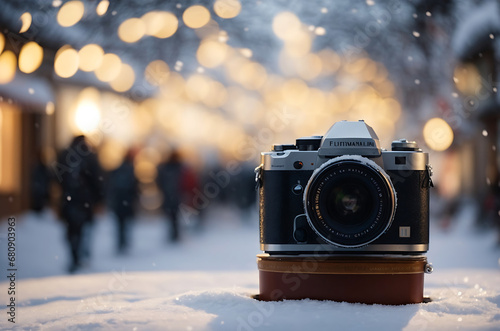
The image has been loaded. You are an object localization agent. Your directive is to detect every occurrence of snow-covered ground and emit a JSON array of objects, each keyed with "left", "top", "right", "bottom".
[{"left": 1, "top": 203, "right": 499, "bottom": 330}]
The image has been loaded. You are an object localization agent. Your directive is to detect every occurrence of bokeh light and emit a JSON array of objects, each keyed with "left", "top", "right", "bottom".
[
  {"left": 0, "top": 51, "right": 17, "bottom": 84},
  {"left": 273, "top": 12, "right": 302, "bottom": 40},
  {"left": 19, "top": 12, "right": 32, "bottom": 33},
  {"left": 183, "top": 5, "right": 211, "bottom": 29},
  {"left": 110, "top": 63, "right": 135, "bottom": 92},
  {"left": 54, "top": 46, "right": 79, "bottom": 78},
  {"left": 96, "top": 0, "right": 109, "bottom": 16},
  {"left": 145, "top": 60, "right": 170, "bottom": 86},
  {"left": 19, "top": 41, "right": 44, "bottom": 74},
  {"left": 196, "top": 40, "right": 229, "bottom": 68},
  {"left": 118, "top": 18, "right": 146, "bottom": 43},
  {"left": 74, "top": 87, "right": 101, "bottom": 134},
  {"left": 214, "top": 0, "right": 242, "bottom": 19},
  {"left": 57, "top": 1, "right": 85, "bottom": 27},
  {"left": 454, "top": 63, "right": 480, "bottom": 95},
  {"left": 423, "top": 117, "right": 454, "bottom": 151},
  {"left": 142, "top": 11, "right": 178, "bottom": 39},
  {"left": 98, "top": 139, "right": 127, "bottom": 171},
  {"left": 95, "top": 53, "right": 122, "bottom": 82},
  {"left": 0, "top": 33, "right": 4, "bottom": 54},
  {"left": 78, "top": 44, "right": 104, "bottom": 72}
]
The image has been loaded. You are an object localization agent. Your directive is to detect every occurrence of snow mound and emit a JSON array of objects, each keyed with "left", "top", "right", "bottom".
[{"left": 2, "top": 270, "right": 499, "bottom": 330}]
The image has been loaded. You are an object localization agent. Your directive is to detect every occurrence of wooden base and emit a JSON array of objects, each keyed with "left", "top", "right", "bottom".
[{"left": 257, "top": 254, "right": 428, "bottom": 305}]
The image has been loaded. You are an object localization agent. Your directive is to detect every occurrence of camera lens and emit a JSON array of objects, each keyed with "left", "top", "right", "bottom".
[
  {"left": 304, "top": 158, "right": 396, "bottom": 247},
  {"left": 327, "top": 180, "right": 373, "bottom": 226}
]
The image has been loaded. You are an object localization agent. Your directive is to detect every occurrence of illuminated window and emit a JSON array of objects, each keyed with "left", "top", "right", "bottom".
[{"left": 0, "top": 103, "right": 21, "bottom": 193}]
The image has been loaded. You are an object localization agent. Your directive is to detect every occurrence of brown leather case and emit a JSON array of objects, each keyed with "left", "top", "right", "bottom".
[{"left": 257, "top": 254, "right": 428, "bottom": 305}]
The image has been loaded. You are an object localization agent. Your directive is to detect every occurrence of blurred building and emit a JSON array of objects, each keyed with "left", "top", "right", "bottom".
[{"left": 452, "top": 0, "right": 500, "bottom": 201}]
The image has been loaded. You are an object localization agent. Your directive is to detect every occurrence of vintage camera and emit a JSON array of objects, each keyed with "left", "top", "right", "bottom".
[{"left": 256, "top": 120, "right": 433, "bottom": 255}]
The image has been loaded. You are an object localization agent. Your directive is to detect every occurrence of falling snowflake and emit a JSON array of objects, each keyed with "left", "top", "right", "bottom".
[
  {"left": 412, "top": 13, "right": 418, "bottom": 18},
  {"left": 321, "top": 7, "right": 328, "bottom": 13},
  {"left": 452, "top": 92, "right": 458, "bottom": 98},
  {"left": 366, "top": 0, "right": 375, "bottom": 6},
  {"left": 426, "top": 11, "right": 432, "bottom": 17},
  {"left": 412, "top": 31, "right": 420, "bottom": 38},
  {"left": 28, "top": 88, "right": 35, "bottom": 94},
  {"left": 315, "top": 27, "right": 326, "bottom": 36},
  {"left": 490, "top": 34, "right": 495, "bottom": 39},
  {"left": 67, "top": 196, "right": 72, "bottom": 201},
  {"left": 414, "top": 79, "right": 421, "bottom": 85},
  {"left": 482, "top": 130, "right": 488, "bottom": 137}
]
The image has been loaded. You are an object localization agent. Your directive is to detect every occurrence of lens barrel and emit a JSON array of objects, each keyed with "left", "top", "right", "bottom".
[{"left": 304, "top": 158, "right": 396, "bottom": 247}]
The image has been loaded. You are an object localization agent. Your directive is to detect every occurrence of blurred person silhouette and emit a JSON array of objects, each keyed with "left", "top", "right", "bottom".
[
  {"left": 54, "top": 135, "right": 103, "bottom": 273},
  {"left": 228, "top": 161, "right": 257, "bottom": 221},
  {"left": 157, "top": 148, "right": 187, "bottom": 242},
  {"left": 107, "top": 150, "right": 138, "bottom": 254},
  {"left": 30, "top": 150, "right": 51, "bottom": 214}
]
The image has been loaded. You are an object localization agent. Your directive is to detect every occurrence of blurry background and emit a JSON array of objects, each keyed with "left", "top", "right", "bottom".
[{"left": 0, "top": 0, "right": 499, "bottom": 276}]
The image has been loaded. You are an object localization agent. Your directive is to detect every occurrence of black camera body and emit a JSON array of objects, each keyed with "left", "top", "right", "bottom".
[{"left": 256, "top": 120, "right": 432, "bottom": 255}]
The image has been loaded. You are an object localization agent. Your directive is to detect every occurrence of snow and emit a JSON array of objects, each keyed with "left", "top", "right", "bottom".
[{"left": 1, "top": 203, "right": 500, "bottom": 330}]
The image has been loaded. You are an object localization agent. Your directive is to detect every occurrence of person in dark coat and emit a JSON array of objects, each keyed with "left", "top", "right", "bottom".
[
  {"left": 54, "top": 135, "right": 103, "bottom": 273},
  {"left": 30, "top": 151, "right": 51, "bottom": 213},
  {"left": 157, "top": 149, "right": 184, "bottom": 242},
  {"left": 107, "top": 150, "right": 138, "bottom": 254}
]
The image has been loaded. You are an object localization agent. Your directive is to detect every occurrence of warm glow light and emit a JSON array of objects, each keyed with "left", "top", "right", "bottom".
[
  {"left": 284, "top": 29, "right": 312, "bottom": 58},
  {"left": 54, "top": 46, "right": 79, "bottom": 78},
  {"left": 145, "top": 60, "right": 170, "bottom": 86},
  {"left": 238, "top": 62, "right": 267, "bottom": 90},
  {"left": 273, "top": 12, "right": 301, "bottom": 40},
  {"left": 96, "top": 0, "right": 109, "bottom": 16},
  {"left": 281, "top": 78, "right": 310, "bottom": 106},
  {"left": 95, "top": 53, "right": 122, "bottom": 82},
  {"left": 214, "top": 0, "right": 241, "bottom": 19},
  {"left": 134, "top": 160, "right": 157, "bottom": 183},
  {"left": 0, "top": 51, "right": 17, "bottom": 84},
  {"left": 78, "top": 44, "right": 104, "bottom": 72},
  {"left": 0, "top": 33, "right": 4, "bottom": 54},
  {"left": 19, "top": 41, "right": 44, "bottom": 74},
  {"left": 296, "top": 53, "right": 322, "bottom": 80},
  {"left": 318, "top": 49, "right": 341, "bottom": 75},
  {"left": 142, "top": 11, "right": 178, "bottom": 38},
  {"left": 46, "top": 102, "right": 55, "bottom": 115},
  {"left": 110, "top": 63, "right": 135, "bottom": 92},
  {"left": 423, "top": 118, "right": 454, "bottom": 151},
  {"left": 98, "top": 139, "right": 127, "bottom": 171},
  {"left": 19, "top": 12, "right": 32, "bottom": 33},
  {"left": 454, "top": 63, "right": 480, "bottom": 95},
  {"left": 74, "top": 88, "right": 101, "bottom": 133},
  {"left": 118, "top": 18, "right": 146, "bottom": 43},
  {"left": 159, "top": 72, "right": 185, "bottom": 99},
  {"left": 196, "top": 40, "right": 229, "bottom": 68},
  {"left": 183, "top": 5, "right": 211, "bottom": 29},
  {"left": 57, "top": 1, "right": 85, "bottom": 27},
  {"left": 185, "top": 74, "right": 211, "bottom": 102},
  {"left": 203, "top": 81, "right": 227, "bottom": 108}
]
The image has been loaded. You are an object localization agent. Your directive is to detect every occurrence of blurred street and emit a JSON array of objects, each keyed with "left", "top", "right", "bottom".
[{"left": 1, "top": 200, "right": 498, "bottom": 280}]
